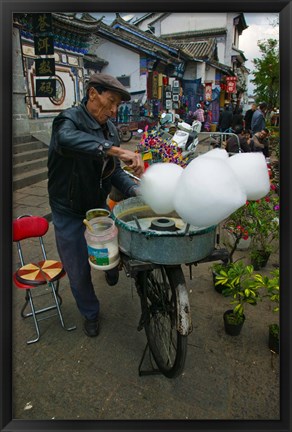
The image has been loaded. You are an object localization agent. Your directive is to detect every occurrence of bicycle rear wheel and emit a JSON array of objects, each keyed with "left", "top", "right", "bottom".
[
  {"left": 137, "top": 266, "right": 188, "bottom": 378},
  {"left": 118, "top": 126, "right": 133, "bottom": 142}
]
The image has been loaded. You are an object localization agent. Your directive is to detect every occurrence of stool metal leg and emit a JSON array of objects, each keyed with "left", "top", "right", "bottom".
[
  {"left": 21, "top": 280, "right": 76, "bottom": 344},
  {"left": 49, "top": 281, "right": 76, "bottom": 332},
  {"left": 20, "top": 292, "right": 30, "bottom": 318},
  {"left": 26, "top": 289, "right": 41, "bottom": 345}
]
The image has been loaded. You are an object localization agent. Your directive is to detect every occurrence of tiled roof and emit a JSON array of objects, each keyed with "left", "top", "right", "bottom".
[
  {"left": 52, "top": 12, "right": 99, "bottom": 34},
  {"left": 206, "top": 59, "right": 234, "bottom": 75},
  {"left": 168, "top": 39, "right": 217, "bottom": 60},
  {"left": 83, "top": 53, "right": 108, "bottom": 67},
  {"left": 162, "top": 28, "right": 227, "bottom": 40},
  {"left": 96, "top": 16, "right": 192, "bottom": 65},
  {"left": 110, "top": 14, "right": 181, "bottom": 56},
  {"left": 232, "top": 46, "right": 247, "bottom": 62}
]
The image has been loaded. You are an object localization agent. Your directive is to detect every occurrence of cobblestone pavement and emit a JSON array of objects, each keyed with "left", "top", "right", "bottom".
[{"left": 11, "top": 139, "right": 280, "bottom": 423}]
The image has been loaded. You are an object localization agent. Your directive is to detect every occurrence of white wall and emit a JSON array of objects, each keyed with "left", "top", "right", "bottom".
[
  {"left": 160, "top": 13, "right": 228, "bottom": 34},
  {"left": 96, "top": 39, "right": 142, "bottom": 93},
  {"left": 205, "top": 66, "right": 216, "bottom": 82},
  {"left": 183, "top": 62, "right": 198, "bottom": 80}
]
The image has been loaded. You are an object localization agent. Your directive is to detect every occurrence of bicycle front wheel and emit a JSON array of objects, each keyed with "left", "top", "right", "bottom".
[
  {"left": 137, "top": 266, "right": 188, "bottom": 378},
  {"left": 118, "top": 126, "right": 133, "bottom": 142}
]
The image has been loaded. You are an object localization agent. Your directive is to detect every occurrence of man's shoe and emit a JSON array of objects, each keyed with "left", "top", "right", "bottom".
[
  {"left": 105, "top": 267, "right": 119, "bottom": 286},
  {"left": 83, "top": 318, "right": 99, "bottom": 337}
]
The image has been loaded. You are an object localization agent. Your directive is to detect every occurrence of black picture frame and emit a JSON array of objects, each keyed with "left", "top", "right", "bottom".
[{"left": 1, "top": 2, "right": 291, "bottom": 432}]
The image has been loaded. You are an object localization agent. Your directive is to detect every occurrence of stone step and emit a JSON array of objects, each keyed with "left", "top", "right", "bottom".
[
  {"left": 13, "top": 140, "right": 46, "bottom": 154},
  {"left": 13, "top": 147, "right": 48, "bottom": 164},
  {"left": 13, "top": 167, "right": 48, "bottom": 191},
  {"left": 12, "top": 136, "right": 49, "bottom": 190},
  {"left": 13, "top": 157, "right": 48, "bottom": 176},
  {"left": 13, "top": 135, "right": 36, "bottom": 145}
]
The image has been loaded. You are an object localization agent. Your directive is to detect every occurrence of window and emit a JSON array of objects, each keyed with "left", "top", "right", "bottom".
[{"left": 117, "top": 76, "right": 130, "bottom": 87}]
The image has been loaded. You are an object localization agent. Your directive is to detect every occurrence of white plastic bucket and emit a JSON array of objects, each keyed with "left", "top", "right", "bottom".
[{"left": 84, "top": 217, "right": 120, "bottom": 270}]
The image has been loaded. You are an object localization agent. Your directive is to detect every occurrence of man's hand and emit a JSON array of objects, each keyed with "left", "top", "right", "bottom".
[{"left": 107, "top": 147, "right": 144, "bottom": 176}]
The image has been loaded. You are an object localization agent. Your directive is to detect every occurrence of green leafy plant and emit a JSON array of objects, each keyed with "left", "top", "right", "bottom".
[
  {"left": 246, "top": 193, "right": 279, "bottom": 254},
  {"left": 221, "top": 206, "right": 250, "bottom": 263},
  {"left": 215, "top": 260, "right": 261, "bottom": 325},
  {"left": 211, "top": 205, "right": 251, "bottom": 287},
  {"left": 253, "top": 268, "right": 279, "bottom": 340},
  {"left": 223, "top": 185, "right": 279, "bottom": 269}
]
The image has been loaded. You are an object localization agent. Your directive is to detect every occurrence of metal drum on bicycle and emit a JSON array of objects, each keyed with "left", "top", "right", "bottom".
[{"left": 112, "top": 197, "right": 217, "bottom": 265}]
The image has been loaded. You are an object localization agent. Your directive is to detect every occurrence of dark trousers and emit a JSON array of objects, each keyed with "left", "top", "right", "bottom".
[{"left": 51, "top": 209, "right": 100, "bottom": 321}]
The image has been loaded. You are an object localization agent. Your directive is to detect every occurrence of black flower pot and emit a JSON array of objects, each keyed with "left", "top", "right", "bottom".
[
  {"left": 269, "top": 325, "right": 279, "bottom": 354},
  {"left": 251, "top": 250, "right": 271, "bottom": 270},
  {"left": 223, "top": 310, "right": 245, "bottom": 336}
]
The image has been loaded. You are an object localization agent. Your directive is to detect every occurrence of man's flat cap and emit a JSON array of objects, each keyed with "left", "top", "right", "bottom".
[{"left": 88, "top": 73, "right": 131, "bottom": 101}]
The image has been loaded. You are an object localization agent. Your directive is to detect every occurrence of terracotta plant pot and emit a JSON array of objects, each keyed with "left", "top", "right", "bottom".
[{"left": 223, "top": 309, "right": 245, "bottom": 336}]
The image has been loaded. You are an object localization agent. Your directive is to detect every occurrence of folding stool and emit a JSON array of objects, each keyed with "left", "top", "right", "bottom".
[{"left": 13, "top": 215, "right": 76, "bottom": 344}]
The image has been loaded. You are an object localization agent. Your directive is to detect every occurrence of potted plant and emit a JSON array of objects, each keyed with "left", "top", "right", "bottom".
[
  {"left": 211, "top": 206, "right": 250, "bottom": 293},
  {"left": 253, "top": 268, "right": 279, "bottom": 353},
  {"left": 214, "top": 260, "right": 261, "bottom": 336},
  {"left": 211, "top": 183, "right": 279, "bottom": 290},
  {"left": 245, "top": 184, "right": 279, "bottom": 269}
]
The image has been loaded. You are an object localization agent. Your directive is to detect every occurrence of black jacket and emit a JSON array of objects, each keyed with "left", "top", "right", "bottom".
[
  {"left": 48, "top": 102, "right": 137, "bottom": 218},
  {"left": 218, "top": 109, "right": 233, "bottom": 131},
  {"left": 226, "top": 135, "right": 251, "bottom": 153},
  {"left": 244, "top": 109, "right": 254, "bottom": 131}
]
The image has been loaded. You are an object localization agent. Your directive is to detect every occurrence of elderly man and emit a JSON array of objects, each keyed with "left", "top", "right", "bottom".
[
  {"left": 244, "top": 103, "right": 257, "bottom": 133},
  {"left": 48, "top": 73, "right": 144, "bottom": 337},
  {"left": 251, "top": 102, "right": 267, "bottom": 135},
  {"left": 250, "top": 128, "right": 270, "bottom": 157}
]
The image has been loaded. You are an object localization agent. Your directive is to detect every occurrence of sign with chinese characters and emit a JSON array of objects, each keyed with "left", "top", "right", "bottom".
[
  {"left": 34, "top": 36, "right": 54, "bottom": 55},
  {"left": 35, "top": 79, "right": 56, "bottom": 97},
  {"left": 152, "top": 71, "right": 159, "bottom": 99},
  {"left": 32, "top": 13, "right": 53, "bottom": 34},
  {"left": 35, "top": 58, "right": 55, "bottom": 76},
  {"left": 205, "top": 82, "right": 213, "bottom": 101},
  {"left": 226, "top": 76, "right": 237, "bottom": 94}
]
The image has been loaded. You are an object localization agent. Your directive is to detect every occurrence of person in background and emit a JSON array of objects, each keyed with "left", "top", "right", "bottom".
[
  {"left": 232, "top": 106, "right": 244, "bottom": 130},
  {"left": 250, "top": 128, "right": 270, "bottom": 157},
  {"left": 193, "top": 103, "right": 205, "bottom": 130},
  {"left": 271, "top": 107, "right": 280, "bottom": 126},
  {"left": 218, "top": 104, "right": 233, "bottom": 132},
  {"left": 226, "top": 125, "right": 251, "bottom": 153},
  {"left": 251, "top": 102, "right": 267, "bottom": 135},
  {"left": 244, "top": 103, "right": 257, "bottom": 133},
  {"left": 47, "top": 73, "right": 144, "bottom": 338}
]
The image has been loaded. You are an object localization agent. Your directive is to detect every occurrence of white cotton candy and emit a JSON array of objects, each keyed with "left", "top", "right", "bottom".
[
  {"left": 227, "top": 152, "right": 270, "bottom": 200},
  {"left": 199, "top": 148, "right": 229, "bottom": 160},
  {"left": 173, "top": 157, "right": 247, "bottom": 227},
  {"left": 140, "top": 163, "right": 184, "bottom": 214}
]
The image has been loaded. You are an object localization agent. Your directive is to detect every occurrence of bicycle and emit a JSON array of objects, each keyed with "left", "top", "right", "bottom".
[
  {"left": 117, "top": 123, "right": 133, "bottom": 142},
  {"left": 112, "top": 196, "right": 229, "bottom": 378}
]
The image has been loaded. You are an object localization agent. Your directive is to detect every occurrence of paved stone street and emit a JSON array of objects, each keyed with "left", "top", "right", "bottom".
[{"left": 12, "top": 138, "right": 280, "bottom": 422}]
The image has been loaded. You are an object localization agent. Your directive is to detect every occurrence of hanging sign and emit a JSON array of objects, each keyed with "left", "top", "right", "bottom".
[
  {"left": 35, "top": 58, "right": 55, "bottom": 76},
  {"left": 152, "top": 71, "right": 159, "bottom": 99},
  {"left": 34, "top": 36, "right": 55, "bottom": 55},
  {"left": 205, "top": 82, "right": 213, "bottom": 101},
  {"left": 35, "top": 79, "right": 56, "bottom": 97},
  {"left": 226, "top": 76, "right": 237, "bottom": 93},
  {"left": 32, "top": 13, "right": 53, "bottom": 34}
]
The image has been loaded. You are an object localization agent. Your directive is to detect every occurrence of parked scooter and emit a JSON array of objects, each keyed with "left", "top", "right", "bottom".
[{"left": 171, "top": 115, "right": 201, "bottom": 159}]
